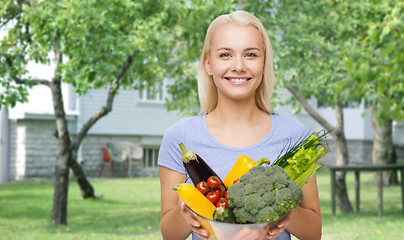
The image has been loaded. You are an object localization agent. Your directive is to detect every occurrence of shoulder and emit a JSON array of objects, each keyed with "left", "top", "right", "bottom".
[
  {"left": 163, "top": 115, "right": 204, "bottom": 140},
  {"left": 271, "top": 113, "right": 307, "bottom": 129},
  {"left": 161, "top": 114, "right": 206, "bottom": 151},
  {"left": 270, "top": 113, "right": 309, "bottom": 140},
  {"left": 158, "top": 114, "right": 206, "bottom": 175}
]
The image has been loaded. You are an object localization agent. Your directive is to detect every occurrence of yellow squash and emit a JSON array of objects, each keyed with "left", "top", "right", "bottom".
[
  {"left": 224, "top": 155, "right": 270, "bottom": 189},
  {"left": 173, "top": 183, "right": 216, "bottom": 220}
]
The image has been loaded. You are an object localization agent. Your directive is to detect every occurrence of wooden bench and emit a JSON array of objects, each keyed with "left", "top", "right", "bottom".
[{"left": 327, "top": 164, "right": 404, "bottom": 216}]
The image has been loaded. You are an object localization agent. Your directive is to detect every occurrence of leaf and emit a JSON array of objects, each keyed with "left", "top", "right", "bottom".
[{"left": 379, "top": 24, "right": 391, "bottom": 40}]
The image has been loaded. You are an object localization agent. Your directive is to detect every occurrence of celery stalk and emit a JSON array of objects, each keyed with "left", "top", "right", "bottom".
[{"left": 273, "top": 130, "right": 329, "bottom": 187}]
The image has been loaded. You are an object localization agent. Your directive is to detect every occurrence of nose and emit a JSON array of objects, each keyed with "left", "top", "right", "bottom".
[{"left": 231, "top": 56, "right": 246, "bottom": 72}]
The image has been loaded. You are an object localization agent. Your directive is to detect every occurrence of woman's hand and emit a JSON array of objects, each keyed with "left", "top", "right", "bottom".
[
  {"left": 179, "top": 200, "right": 210, "bottom": 240},
  {"left": 265, "top": 211, "right": 292, "bottom": 240}
]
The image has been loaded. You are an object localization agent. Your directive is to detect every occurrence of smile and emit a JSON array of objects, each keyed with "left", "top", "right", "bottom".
[{"left": 225, "top": 77, "right": 252, "bottom": 85}]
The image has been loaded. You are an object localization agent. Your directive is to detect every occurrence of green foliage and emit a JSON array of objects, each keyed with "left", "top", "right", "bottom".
[
  {"left": 0, "top": 0, "right": 237, "bottom": 114},
  {"left": 245, "top": 1, "right": 364, "bottom": 108},
  {"left": 2, "top": 0, "right": 401, "bottom": 120},
  {"left": 344, "top": 1, "right": 404, "bottom": 122},
  {"left": 244, "top": 1, "right": 403, "bottom": 122}
]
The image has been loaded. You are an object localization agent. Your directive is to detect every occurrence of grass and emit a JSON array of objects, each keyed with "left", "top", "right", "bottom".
[
  {"left": 0, "top": 169, "right": 403, "bottom": 240},
  {"left": 0, "top": 178, "right": 162, "bottom": 240},
  {"left": 315, "top": 168, "right": 404, "bottom": 240}
]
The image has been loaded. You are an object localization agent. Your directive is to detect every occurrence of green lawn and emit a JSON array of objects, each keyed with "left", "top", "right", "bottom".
[{"left": 0, "top": 169, "right": 403, "bottom": 240}]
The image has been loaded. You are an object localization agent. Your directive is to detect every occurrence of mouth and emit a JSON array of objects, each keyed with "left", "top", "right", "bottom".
[{"left": 225, "top": 77, "right": 252, "bottom": 85}]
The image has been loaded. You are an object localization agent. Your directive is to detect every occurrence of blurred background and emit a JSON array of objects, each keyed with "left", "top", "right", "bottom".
[{"left": 0, "top": 0, "right": 403, "bottom": 239}]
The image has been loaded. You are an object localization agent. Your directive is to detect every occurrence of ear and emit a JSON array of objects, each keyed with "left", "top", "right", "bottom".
[{"left": 205, "top": 56, "right": 212, "bottom": 76}]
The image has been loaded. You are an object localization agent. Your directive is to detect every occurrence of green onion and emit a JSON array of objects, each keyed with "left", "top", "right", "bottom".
[{"left": 273, "top": 130, "right": 329, "bottom": 187}]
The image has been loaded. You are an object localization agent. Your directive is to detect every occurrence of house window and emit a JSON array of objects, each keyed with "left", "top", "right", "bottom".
[
  {"left": 142, "top": 146, "right": 160, "bottom": 168},
  {"left": 138, "top": 81, "right": 164, "bottom": 103},
  {"left": 343, "top": 101, "right": 360, "bottom": 109}
]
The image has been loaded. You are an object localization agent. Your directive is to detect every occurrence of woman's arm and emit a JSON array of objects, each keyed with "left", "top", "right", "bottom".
[
  {"left": 159, "top": 165, "right": 190, "bottom": 239},
  {"left": 159, "top": 165, "right": 210, "bottom": 240},
  {"left": 286, "top": 173, "right": 322, "bottom": 240}
]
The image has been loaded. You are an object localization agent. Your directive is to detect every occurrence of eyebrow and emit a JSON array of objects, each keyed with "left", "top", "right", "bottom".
[{"left": 216, "top": 47, "right": 261, "bottom": 52}]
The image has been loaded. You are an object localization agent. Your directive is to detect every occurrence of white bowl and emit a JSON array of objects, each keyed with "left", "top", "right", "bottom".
[{"left": 189, "top": 208, "right": 286, "bottom": 240}]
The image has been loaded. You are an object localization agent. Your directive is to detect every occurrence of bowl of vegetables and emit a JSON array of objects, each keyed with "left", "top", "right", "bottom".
[
  {"left": 176, "top": 164, "right": 297, "bottom": 240},
  {"left": 175, "top": 131, "right": 328, "bottom": 240}
]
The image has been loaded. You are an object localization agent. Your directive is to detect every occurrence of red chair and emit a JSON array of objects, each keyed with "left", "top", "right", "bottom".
[{"left": 98, "top": 146, "right": 127, "bottom": 178}]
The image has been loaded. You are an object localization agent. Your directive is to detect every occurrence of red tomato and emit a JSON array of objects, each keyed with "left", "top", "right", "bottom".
[
  {"left": 207, "top": 176, "right": 221, "bottom": 190},
  {"left": 215, "top": 185, "right": 226, "bottom": 197},
  {"left": 223, "top": 190, "right": 228, "bottom": 199},
  {"left": 206, "top": 191, "right": 220, "bottom": 204},
  {"left": 196, "top": 181, "right": 210, "bottom": 194},
  {"left": 216, "top": 197, "right": 229, "bottom": 207}
]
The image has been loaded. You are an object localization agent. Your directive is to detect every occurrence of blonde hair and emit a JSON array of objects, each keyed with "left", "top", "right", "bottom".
[{"left": 198, "top": 10, "right": 275, "bottom": 114}]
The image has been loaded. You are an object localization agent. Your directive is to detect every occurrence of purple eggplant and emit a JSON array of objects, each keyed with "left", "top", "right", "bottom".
[{"left": 179, "top": 142, "right": 223, "bottom": 187}]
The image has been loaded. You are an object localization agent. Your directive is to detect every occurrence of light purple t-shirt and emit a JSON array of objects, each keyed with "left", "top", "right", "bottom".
[{"left": 158, "top": 113, "right": 308, "bottom": 240}]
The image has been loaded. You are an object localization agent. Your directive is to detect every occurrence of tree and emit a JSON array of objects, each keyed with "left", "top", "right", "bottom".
[
  {"left": 345, "top": 1, "right": 404, "bottom": 185},
  {"left": 241, "top": 1, "right": 403, "bottom": 210},
  {"left": 241, "top": 0, "right": 366, "bottom": 213},
  {"left": 0, "top": 0, "right": 236, "bottom": 225}
]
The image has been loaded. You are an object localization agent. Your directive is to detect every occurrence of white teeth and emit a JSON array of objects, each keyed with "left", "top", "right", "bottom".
[{"left": 229, "top": 78, "right": 248, "bottom": 83}]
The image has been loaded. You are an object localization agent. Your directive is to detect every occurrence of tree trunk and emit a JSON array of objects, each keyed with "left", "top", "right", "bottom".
[
  {"left": 65, "top": 52, "right": 136, "bottom": 199},
  {"left": 50, "top": 78, "right": 72, "bottom": 225},
  {"left": 51, "top": 146, "right": 70, "bottom": 225},
  {"left": 68, "top": 151, "right": 95, "bottom": 198},
  {"left": 286, "top": 86, "right": 353, "bottom": 212},
  {"left": 372, "top": 108, "right": 398, "bottom": 185},
  {"left": 50, "top": 41, "right": 72, "bottom": 225},
  {"left": 333, "top": 106, "right": 353, "bottom": 212}
]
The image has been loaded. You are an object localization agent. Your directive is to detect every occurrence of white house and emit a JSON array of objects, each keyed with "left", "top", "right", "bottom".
[
  {"left": 1, "top": 79, "right": 403, "bottom": 182},
  {"left": 1, "top": 80, "right": 182, "bottom": 180}
]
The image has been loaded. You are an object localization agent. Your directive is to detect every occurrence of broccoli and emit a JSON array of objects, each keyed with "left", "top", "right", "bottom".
[
  {"left": 213, "top": 206, "right": 237, "bottom": 223},
  {"left": 227, "top": 165, "right": 303, "bottom": 224}
]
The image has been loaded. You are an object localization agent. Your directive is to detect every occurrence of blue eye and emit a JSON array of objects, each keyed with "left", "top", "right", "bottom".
[
  {"left": 245, "top": 53, "right": 257, "bottom": 57},
  {"left": 220, "top": 53, "right": 231, "bottom": 58}
]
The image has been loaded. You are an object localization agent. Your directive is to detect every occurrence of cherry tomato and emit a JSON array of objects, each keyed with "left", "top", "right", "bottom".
[
  {"left": 214, "top": 185, "right": 226, "bottom": 197},
  {"left": 207, "top": 176, "right": 221, "bottom": 190},
  {"left": 196, "top": 181, "right": 210, "bottom": 194},
  {"left": 223, "top": 190, "right": 228, "bottom": 199},
  {"left": 216, "top": 197, "right": 229, "bottom": 207},
  {"left": 233, "top": 179, "right": 240, "bottom": 184},
  {"left": 206, "top": 191, "right": 220, "bottom": 204}
]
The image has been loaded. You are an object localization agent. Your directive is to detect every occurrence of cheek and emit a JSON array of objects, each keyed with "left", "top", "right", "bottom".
[
  {"left": 252, "top": 61, "right": 265, "bottom": 76},
  {"left": 210, "top": 63, "right": 228, "bottom": 77}
]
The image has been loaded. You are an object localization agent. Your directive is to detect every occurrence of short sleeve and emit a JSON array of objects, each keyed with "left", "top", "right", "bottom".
[{"left": 157, "top": 119, "right": 187, "bottom": 175}]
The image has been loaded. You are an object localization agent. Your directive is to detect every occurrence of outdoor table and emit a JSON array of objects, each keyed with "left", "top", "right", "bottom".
[{"left": 327, "top": 164, "right": 404, "bottom": 216}]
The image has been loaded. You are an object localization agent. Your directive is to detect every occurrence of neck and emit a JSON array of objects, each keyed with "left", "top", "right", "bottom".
[{"left": 208, "top": 96, "right": 265, "bottom": 126}]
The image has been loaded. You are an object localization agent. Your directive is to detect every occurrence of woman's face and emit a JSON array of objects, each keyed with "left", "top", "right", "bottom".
[{"left": 205, "top": 24, "right": 265, "bottom": 103}]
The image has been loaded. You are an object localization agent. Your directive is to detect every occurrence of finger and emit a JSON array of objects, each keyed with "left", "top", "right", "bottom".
[
  {"left": 192, "top": 228, "right": 209, "bottom": 240},
  {"left": 266, "top": 229, "right": 282, "bottom": 240},
  {"left": 266, "top": 227, "right": 285, "bottom": 240},
  {"left": 180, "top": 202, "right": 210, "bottom": 239}
]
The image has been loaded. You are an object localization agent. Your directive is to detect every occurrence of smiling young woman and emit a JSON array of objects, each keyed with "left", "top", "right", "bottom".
[
  {"left": 158, "top": 10, "right": 322, "bottom": 240},
  {"left": 205, "top": 24, "right": 265, "bottom": 103}
]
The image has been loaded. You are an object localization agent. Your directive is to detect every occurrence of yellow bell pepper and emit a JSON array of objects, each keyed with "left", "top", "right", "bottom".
[{"left": 224, "top": 155, "right": 270, "bottom": 189}]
